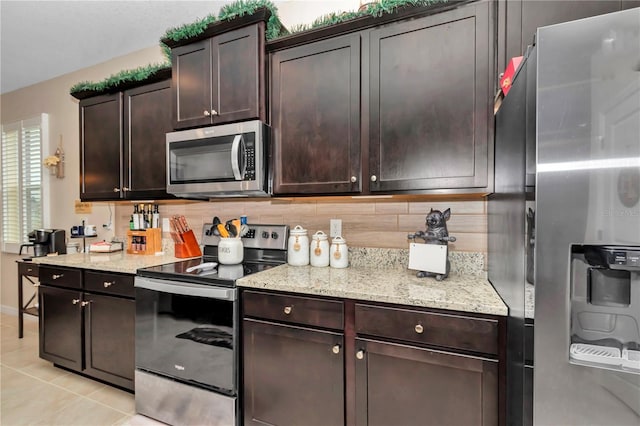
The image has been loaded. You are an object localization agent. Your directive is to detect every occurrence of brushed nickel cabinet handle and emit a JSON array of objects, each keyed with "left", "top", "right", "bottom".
[
  {"left": 351, "top": 176, "right": 357, "bottom": 183},
  {"left": 113, "top": 187, "right": 120, "bottom": 192},
  {"left": 122, "top": 187, "right": 129, "bottom": 192},
  {"left": 203, "top": 110, "right": 211, "bottom": 116},
  {"left": 283, "top": 306, "right": 292, "bottom": 315},
  {"left": 332, "top": 344, "right": 341, "bottom": 354},
  {"left": 81, "top": 301, "right": 90, "bottom": 307},
  {"left": 72, "top": 299, "right": 80, "bottom": 305},
  {"left": 52, "top": 274, "right": 63, "bottom": 280},
  {"left": 211, "top": 109, "right": 218, "bottom": 116},
  {"left": 356, "top": 350, "right": 365, "bottom": 360},
  {"left": 415, "top": 324, "right": 424, "bottom": 334},
  {"left": 103, "top": 281, "right": 114, "bottom": 288},
  {"left": 370, "top": 175, "right": 377, "bottom": 182}
]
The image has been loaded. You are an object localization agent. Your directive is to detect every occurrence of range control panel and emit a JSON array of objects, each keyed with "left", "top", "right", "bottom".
[{"left": 201, "top": 224, "right": 289, "bottom": 251}]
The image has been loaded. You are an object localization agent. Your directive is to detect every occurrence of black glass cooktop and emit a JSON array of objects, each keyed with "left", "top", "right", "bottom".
[{"left": 137, "top": 257, "right": 281, "bottom": 287}]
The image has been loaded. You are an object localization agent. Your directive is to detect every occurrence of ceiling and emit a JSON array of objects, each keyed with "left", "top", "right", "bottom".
[
  {"left": 0, "top": 1, "right": 236, "bottom": 94},
  {"left": 1, "top": 1, "right": 362, "bottom": 95}
]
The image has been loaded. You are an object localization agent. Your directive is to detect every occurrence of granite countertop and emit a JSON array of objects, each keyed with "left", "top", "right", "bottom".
[
  {"left": 237, "top": 264, "right": 508, "bottom": 316},
  {"left": 29, "top": 251, "right": 188, "bottom": 274}
]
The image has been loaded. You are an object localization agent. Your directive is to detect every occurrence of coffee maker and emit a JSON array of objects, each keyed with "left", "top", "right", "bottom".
[{"left": 24, "top": 229, "right": 67, "bottom": 257}]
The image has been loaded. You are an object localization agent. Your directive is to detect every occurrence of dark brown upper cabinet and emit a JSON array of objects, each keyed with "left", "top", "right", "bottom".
[
  {"left": 269, "top": 0, "right": 495, "bottom": 196},
  {"left": 171, "top": 23, "right": 265, "bottom": 130},
  {"left": 498, "top": 0, "right": 640, "bottom": 72},
  {"left": 368, "top": 0, "right": 494, "bottom": 193},
  {"left": 270, "top": 34, "right": 361, "bottom": 194},
  {"left": 79, "top": 93, "right": 123, "bottom": 201},
  {"left": 123, "top": 81, "right": 173, "bottom": 200},
  {"left": 79, "top": 79, "right": 173, "bottom": 201}
]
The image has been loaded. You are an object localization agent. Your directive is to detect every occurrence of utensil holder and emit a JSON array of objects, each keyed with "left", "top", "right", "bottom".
[
  {"left": 175, "top": 229, "right": 202, "bottom": 258},
  {"left": 127, "top": 228, "right": 162, "bottom": 255}
]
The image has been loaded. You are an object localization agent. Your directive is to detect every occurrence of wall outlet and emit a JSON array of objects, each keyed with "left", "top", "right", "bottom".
[
  {"left": 162, "top": 217, "right": 170, "bottom": 233},
  {"left": 330, "top": 219, "right": 342, "bottom": 238}
]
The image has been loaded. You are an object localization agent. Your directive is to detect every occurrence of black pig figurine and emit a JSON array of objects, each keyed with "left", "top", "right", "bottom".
[{"left": 408, "top": 208, "right": 457, "bottom": 281}]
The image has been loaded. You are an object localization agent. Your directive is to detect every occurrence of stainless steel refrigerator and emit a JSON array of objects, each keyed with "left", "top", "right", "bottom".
[{"left": 490, "top": 7, "right": 640, "bottom": 425}]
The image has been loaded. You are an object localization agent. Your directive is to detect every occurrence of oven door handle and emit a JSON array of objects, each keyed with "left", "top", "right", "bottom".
[{"left": 134, "top": 277, "right": 236, "bottom": 301}]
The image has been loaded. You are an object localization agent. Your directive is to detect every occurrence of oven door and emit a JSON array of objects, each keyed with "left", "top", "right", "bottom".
[{"left": 134, "top": 277, "right": 237, "bottom": 395}]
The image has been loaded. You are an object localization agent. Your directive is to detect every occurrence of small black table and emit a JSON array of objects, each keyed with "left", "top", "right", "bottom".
[{"left": 16, "top": 260, "right": 39, "bottom": 338}]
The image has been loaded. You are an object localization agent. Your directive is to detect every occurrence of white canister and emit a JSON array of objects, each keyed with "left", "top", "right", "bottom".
[
  {"left": 218, "top": 238, "right": 244, "bottom": 265},
  {"left": 330, "top": 236, "right": 349, "bottom": 268},
  {"left": 310, "top": 231, "right": 330, "bottom": 267},
  {"left": 288, "top": 225, "right": 309, "bottom": 266}
]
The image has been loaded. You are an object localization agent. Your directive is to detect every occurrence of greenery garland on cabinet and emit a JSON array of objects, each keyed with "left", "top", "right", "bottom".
[{"left": 70, "top": 0, "right": 450, "bottom": 98}]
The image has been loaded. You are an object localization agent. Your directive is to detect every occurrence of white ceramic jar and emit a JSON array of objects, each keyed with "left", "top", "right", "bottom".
[
  {"left": 310, "top": 231, "right": 330, "bottom": 267},
  {"left": 330, "top": 236, "right": 349, "bottom": 268},
  {"left": 218, "top": 238, "right": 244, "bottom": 265},
  {"left": 288, "top": 225, "right": 309, "bottom": 266}
]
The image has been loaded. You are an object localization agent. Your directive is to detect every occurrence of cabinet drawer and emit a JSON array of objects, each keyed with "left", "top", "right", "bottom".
[
  {"left": 243, "top": 291, "right": 343, "bottom": 330},
  {"left": 355, "top": 304, "right": 498, "bottom": 355},
  {"left": 84, "top": 271, "right": 134, "bottom": 298},
  {"left": 18, "top": 262, "right": 39, "bottom": 277},
  {"left": 39, "top": 266, "right": 82, "bottom": 289}
]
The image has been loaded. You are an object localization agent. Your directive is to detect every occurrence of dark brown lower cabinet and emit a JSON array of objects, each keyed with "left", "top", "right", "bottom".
[
  {"left": 241, "top": 291, "right": 504, "bottom": 425},
  {"left": 243, "top": 318, "right": 345, "bottom": 426},
  {"left": 83, "top": 293, "right": 135, "bottom": 390},
  {"left": 354, "top": 338, "right": 499, "bottom": 426},
  {"left": 39, "top": 267, "right": 135, "bottom": 391},
  {"left": 39, "top": 285, "right": 83, "bottom": 371}
]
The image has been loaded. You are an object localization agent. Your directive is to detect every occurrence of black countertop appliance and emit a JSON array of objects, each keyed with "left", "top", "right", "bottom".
[{"left": 24, "top": 229, "right": 67, "bottom": 257}]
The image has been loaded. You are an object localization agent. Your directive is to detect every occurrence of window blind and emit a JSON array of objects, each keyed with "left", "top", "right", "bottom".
[{"left": 1, "top": 114, "right": 47, "bottom": 249}]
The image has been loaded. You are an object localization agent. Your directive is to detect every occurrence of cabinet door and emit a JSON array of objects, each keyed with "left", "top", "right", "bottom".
[
  {"left": 124, "top": 80, "right": 174, "bottom": 200},
  {"left": 172, "top": 39, "right": 213, "bottom": 129},
  {"left": 80, "top": 93, "right": 123, "bottom": 200},
  {"left": 84, "top": 293, "right": 135, "bottom": 390},
  {"left": 39, "top": 285, "right": 83, "bottom": 371},
  {"left": 355, "top": 338, "right": 499, "bottom": 426},
  {"left": 212, "top": 23, "right": 264, "bottom": 124},
  {"left": 503, "top": 0, "right": 634, "bottom": 68},
  {"left": 271, "top": 34, "right": 361, "bottom": 194},
  {"left": 243, "top": 319, "right": 345, "bottom": 426},
  {"left": 369, "top": 1, "right": 493, "bottom": 192}
]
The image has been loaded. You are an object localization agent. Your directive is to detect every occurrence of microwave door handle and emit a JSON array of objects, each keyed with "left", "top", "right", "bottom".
[{"left": 231, "top": 134, "right": 245, "bottom": 181}]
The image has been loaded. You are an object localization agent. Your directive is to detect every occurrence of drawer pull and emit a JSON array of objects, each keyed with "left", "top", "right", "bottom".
[
  {"left": 81, "top": 301, "right": 91, "bottom": 307},
  {"left": 72, "top": 299, "right": 80, "bottom": 305},
  {"left": 52, "top": 274, "right": 64, "bottom": 280},
  {"left": 415, "top": 324, "right": 424, "bottom": 334},
  {"left": 332, "top": 344, "right": 341, "bottom": 354},
  {"left": 26, "top": 268, "right": 33, "bottom": 273},
  {"left": 283, "top": 306, "right": 292, "bottom": 315},
  {"left": 356, "top": 350, "right": 365, "bottom": 360},
  {"left": 103, "top": 281, "right": 114, "bottom": 288}
]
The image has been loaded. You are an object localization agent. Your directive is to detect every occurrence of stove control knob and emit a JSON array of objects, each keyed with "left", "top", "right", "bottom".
[
  {"left": 261, "top": 231, "right": 269, "bottom": 239},
  {"left": 271, "top": 232, "right": 279, "bottom": 239}
]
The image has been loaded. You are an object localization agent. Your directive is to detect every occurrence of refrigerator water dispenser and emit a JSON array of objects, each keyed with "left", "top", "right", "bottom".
[{"left": 570, "top": 245, "right": 640, "bottom": 373}]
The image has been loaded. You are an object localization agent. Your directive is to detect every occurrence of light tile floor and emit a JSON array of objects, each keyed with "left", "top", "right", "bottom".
[{"left": 0, "top": 313, "right": 164, "bottom": 425}]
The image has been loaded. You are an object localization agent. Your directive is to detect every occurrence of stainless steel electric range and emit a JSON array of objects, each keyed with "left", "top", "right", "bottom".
[{"left": 134, "top": 224, "right": 289, "bottom": 426}]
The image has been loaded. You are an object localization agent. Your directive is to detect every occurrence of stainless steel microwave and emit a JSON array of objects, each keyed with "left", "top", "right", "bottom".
[{"left": 166, "top": 120, "right": 269, "bottom": 198}]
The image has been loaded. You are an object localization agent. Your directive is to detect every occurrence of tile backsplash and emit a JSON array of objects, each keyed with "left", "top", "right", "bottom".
[{"left": 115, "top": 198, "right": 487, "bottom": 261}]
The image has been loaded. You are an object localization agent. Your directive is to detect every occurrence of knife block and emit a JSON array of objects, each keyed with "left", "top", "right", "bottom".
[
  {"left": 127, "top": 228, "right": 162, "bottom": 255},
  {"left": 175, "top": 230, "right": 202, "bottom": 258}
]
